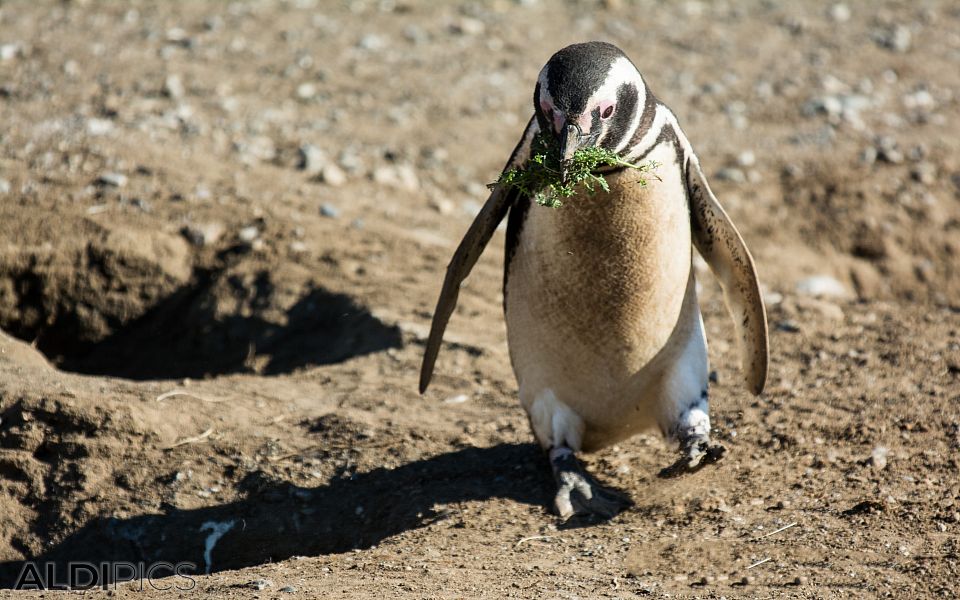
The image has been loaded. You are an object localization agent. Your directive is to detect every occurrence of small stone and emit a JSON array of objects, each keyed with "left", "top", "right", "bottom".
[
  {"left": 869, "top": 446, "right": 889, "bottom": 470},
  {"left": 450, "top": 17, "right": 485, "bottom": 36},
  {"left": 0, "top": 179, "right": 10, "bottom": 194},
  {"left": 911, "top": 162, "right": 936, "bottom": 185},
  {"left": 298, "top": 144, "right": 327, "bottom": 175},
  {"left": 358, "top": 34, "right": 387, "bottom": 51},
  {"left": 372, "top": 164, "right": 419, "bottom": 191},
  {"left": 828, "top": 3, "right": 850, "bottom": 23},
  {"left": 164, "top": 74, "right": 185, "bottom": 99},
  {"left": 320, "top": 163, "right": 346, "bottom": 187},
  {"left": 296, "top": 82, "right": 317, "bottom": 100},
  {"left": 87, "top": 118, "right": 114, "bottom": 136},
  {"left": 794, "top": 575, "right": 809, "bottom": 585},
  {"left": 238, "top": 226, "right": 259, "bottom": 242},
  {"left": 797, "top": 275, "right": 847, "bottom": 298},
  {"left": 97, "top": 172, "right": 128, "bottom": 188},
  {"left": 0, "top": 43, "right": 21, "bottom": 61},
  {"left": 249, "top": 579, "right": 272, "bottom": 591},
  {"left": 876, "top": 25, "right": 911, "bottom": 53},
  {"left": 716, "top": 167, "right": 746, "bottom": 183},
  {"left": 443, "top": 394, "right": 469, "bottom": 404},
  {"left": 320, "top": 203, "right": 340, "bottom": 218},
  {"left": 181, "top": 223, "right": 225, "bottom": 247},
  {"left": 280, "top": 586, "right": 297, "bottom": 593},
  {"left": 737, "top": 151, "right": 756, "bottom": 167}
]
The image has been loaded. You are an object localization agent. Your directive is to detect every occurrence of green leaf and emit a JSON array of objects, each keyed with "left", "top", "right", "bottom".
[{"left": 492, "top": 132, "right": 660, "bottom": 209}]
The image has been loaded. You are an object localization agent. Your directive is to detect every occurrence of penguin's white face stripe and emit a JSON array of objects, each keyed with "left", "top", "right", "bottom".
[
  {"left": 586, "top": 57, "right": 645, "bottom": 139},
  {"left": 536, "top": 55, "right": 652, "bottom": 154},
  {"left": 623, "top": 104, "right": 671, "bottom": 163}
]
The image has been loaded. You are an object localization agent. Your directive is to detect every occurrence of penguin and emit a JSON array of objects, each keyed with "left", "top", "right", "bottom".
[{"left": 420, "top": 41, "right": 768, "bottom": 520}]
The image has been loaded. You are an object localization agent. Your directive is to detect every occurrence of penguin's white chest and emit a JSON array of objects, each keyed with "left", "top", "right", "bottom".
[{"left": 504, "top": 142, "right": 706, "bottom": 449}]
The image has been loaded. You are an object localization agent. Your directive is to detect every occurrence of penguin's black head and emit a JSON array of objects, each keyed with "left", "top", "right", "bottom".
[{"left": 534, "top": 42, "right": 647, "bottom": 176}]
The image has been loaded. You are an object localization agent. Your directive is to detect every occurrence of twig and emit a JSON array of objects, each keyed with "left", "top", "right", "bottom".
[
  {"left": 515, "top": 535, "right": 556, "bottom": 548},
  {"left": 165, "top": 427, "right": 214, "bottom": 450},
  {"left": 753, "top": 521, "right": 798, "bottom": 541},
  {"left": 156, "top": 389, "right": 224, "bottom": 403},
  {"left": 746, "top": 557, "right": 771, "bottom": 570}
]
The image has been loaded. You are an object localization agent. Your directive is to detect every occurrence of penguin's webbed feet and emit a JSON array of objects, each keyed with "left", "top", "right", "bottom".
[
  {"left": 549, "top": 447, "right": 631, "bottom": 523},
  {"left": 657, "top": 437, "right": 725, "bottom": 479}
]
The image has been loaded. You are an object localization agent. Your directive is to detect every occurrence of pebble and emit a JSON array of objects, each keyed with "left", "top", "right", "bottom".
[
  {"left": 715, "top": 168, "right": 746, "bottom": 183},
  {"left": 163, "top": 74, "right": 185, "bottom": 99},
  {"left": 911, "top": 162, "right": 936, "bottom": 185},
  {"left": 296, "top": 82, "right": 317, "bottom": 100},
  {"left": 250, "top": 579, "right": 272, "bottom": 591},
  {"left": 450, "top": 17, "right": 485, "bottom": 36},
  {"left": 320, "top": 163, "right": 347, "bottom": 187},
  {"left": 238, "top": 225, "right": 260, "bottom": 242},
  {"left": 0, "top": 178, "right": 10, "bottom": 194},
  {"left": 97, "top": 172, "right": 128, "bottom": 188},
  {"left": 87, "top": 118, "right": 114, "bottom": 136},
  {"left": 181, "top": 223, "right": 224, "bottom": 247},
  {"left": 358, "top": 34, "right": 387, "bottom": 51},
  {"left": 796, "top": 275, "right": 848, "bottom": 298},
  {"left": 870, "top": 445, "right": 889, "bottom": 470},
  {"left": 0, "top": 43, "right": 21, "bottom": 61},
  {"left": 875, "top": 25, "right": 911, "bottom": 53},
  {"left": 372, "top": 164, "right": 419, "bottom": 191},
  {"left": 828, "top": 3, "right": 850, "bottom": 23},
  {"left": 298, "top": 144, "right": 327, "bottom": 175},
  {"left": 320, "top": 203, "right": 340, "bottom": 218},
  {"left": 280, "top": 586, "right": 297, "bottom": 593},
  {"left": 875, "top": 136, "right": 903, "bottom": 164},
  {"left": 443, "top": 394, "right": 469, "bottom": 404},
  {"left": 737, "top": 150, "right": 756, "bottom": 168}
]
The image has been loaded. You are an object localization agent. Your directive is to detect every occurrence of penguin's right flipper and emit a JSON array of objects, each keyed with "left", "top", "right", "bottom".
[
  {"left": 418, "top": 118, "right": 539, "bottom": 394},
  {"left": 686, "top": 154, "right": 769, "bottom": 396}
]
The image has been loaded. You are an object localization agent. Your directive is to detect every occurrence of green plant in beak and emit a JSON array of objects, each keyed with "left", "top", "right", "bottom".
[{"left": 491, "top": 133, "right": 660, "bottom": 209}]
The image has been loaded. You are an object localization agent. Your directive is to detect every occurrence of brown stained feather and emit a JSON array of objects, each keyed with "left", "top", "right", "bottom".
[{"left": 686, "top": 157, "right": 769, "bottom": 395}]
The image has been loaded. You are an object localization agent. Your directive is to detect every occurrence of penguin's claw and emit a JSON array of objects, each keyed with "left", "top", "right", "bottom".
[
  {"left": 658, "top": 440, "right": 725, "bottom": 479},
  {"left": 550, "top": 449, "right": 631, "bottom": 522}
]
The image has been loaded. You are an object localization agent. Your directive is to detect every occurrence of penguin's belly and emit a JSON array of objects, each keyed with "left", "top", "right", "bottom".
[{"left": 504, "top": 144, "right": 696, "bottom": 443}]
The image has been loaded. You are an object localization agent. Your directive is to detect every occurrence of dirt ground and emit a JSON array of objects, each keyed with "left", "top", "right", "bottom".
[{"left": 0, "top": 0, "right": 958, "bottom": 597}]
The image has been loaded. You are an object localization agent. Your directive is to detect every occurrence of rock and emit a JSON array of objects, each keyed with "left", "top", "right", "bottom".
[
  {"left": 849, "top": 262, "right": 884, "bottom": 300},
  {"left": 238, "top": 226, "right": 259, "bottom": 243},
  {"left": 298, "top": 144, "right": 327, "bottom": 175},
  {"left": 357, "top": 34, "right": 387, "bottom": 51},
  {"left": 180, "top": 222, "right": 225, "bottom": 247},
  {"left": 320, "top": 203, "right": 340, "bottom": 218},
  {"left": 320, "top": 163, "right": 346, "bottom": 187},
  {"left": 911, "top": 162, "right": 937, "bottom": 185},
  {"left": 828, "top": 3, "right": 851, "bottom": 22},
  {"left": 903, "top": 89, "right": 936, "bottom": 111},
  {"left": 450, "top": 17, "right": 485, "bottom": 36},
  {"left": 163, "top": 74, "right": 185, "bottom": 99},
  {"left": 869, "top": 446, "right": 889, "bottom": 470},
  {"left": 874, "top": 25, "right": 911, "bottom": 53},
  {"left": 372, "top": 164, "right": 419, "bottom": 191},
  {"left": 280, "top": 586, "right": 297, "bottom": 593},
  {"left": 443, "top": 394, "right": 469, "bottom": 404},
  {"left": 296, "top": 82, "right": 317, "bottom": 100},
  {"left": 0, "top": 178, "right": 10, "bottom": 194},
  {"left": 86, "top": 118, "right": 114, "bottom": 136},
  {"left": 249, "top": 579, "right": 272, "bottom": 591},
  {"left": 96, "top": 172, "right": 128, "bottom": 188},
  {"left": 797, "top": 297, "right": 845, "bottom": 322},
  {"left": 737, "top": 150, "right": 756, "bottom": 167},
  {"left": 796, "top": 275, "right": 848, "bottom": 298},
  {"left": 715, "top": 167, "right": 746, "bottom": 183},
  {"left": 0, "top": 43, "right": 21, "bottom": 61}
]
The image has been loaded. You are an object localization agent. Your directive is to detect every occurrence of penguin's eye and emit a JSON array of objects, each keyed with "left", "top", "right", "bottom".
[{"left": 600, "top": 102, "right": 615, "bottom": 119}]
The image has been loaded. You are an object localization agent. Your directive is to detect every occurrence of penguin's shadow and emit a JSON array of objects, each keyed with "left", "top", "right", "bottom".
[{"left": 0, "top": 444, "right": 561, "bottom": 587}]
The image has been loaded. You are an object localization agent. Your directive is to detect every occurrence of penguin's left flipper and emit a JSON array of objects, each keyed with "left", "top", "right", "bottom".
[
  {"left": 686, "top": 155, "right": 769, "bottom": 396},
  {"left": 550, "top": 447, "right": 632, "bottom": 523},
  {"left": 418, "top": 182, "right": 514, "bottom": 393}
]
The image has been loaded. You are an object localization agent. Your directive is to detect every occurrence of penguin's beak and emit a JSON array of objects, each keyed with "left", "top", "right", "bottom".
[{"left": 558, "top": 123, "right": 581, "bottom": 183}]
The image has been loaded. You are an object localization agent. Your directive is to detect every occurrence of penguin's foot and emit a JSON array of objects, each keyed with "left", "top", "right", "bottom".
[
  {"left": 549, "top": 447, "right": 631, "bottom": 522},
  {"left": 658, "top": 438, "right": 725, "bottom": 479}
]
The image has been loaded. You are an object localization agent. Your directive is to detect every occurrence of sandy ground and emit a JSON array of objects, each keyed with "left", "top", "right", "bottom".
[{"left": 0, "top": 0, "right": 958, "bottom": 597}]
